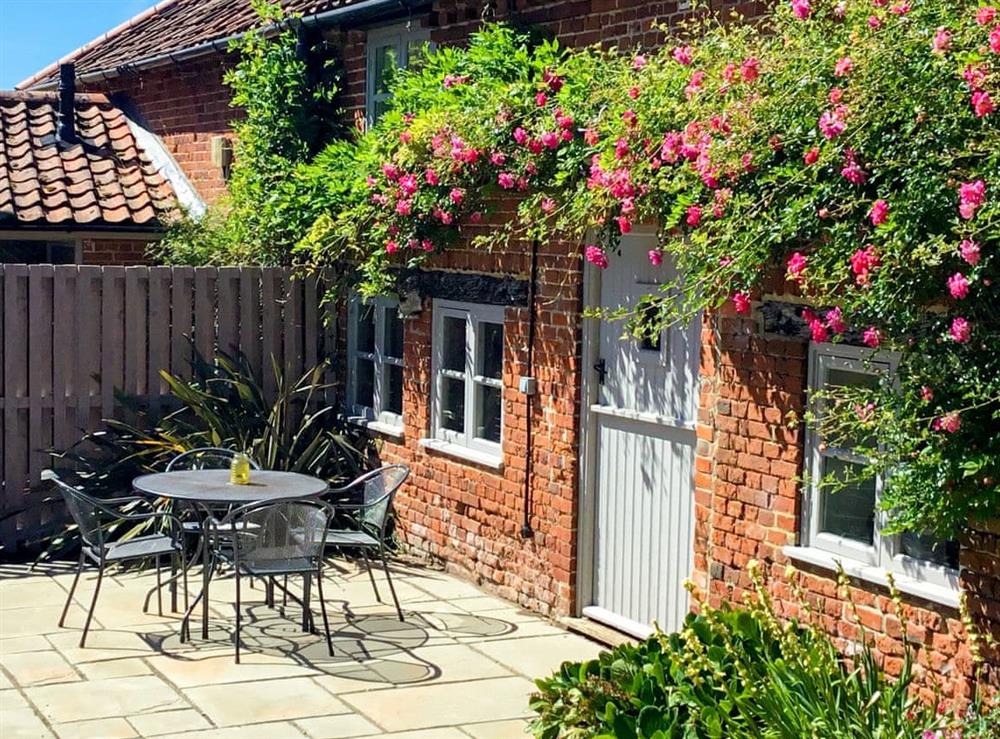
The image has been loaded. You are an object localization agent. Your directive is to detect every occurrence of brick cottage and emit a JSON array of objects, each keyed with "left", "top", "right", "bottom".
[{"left": 19, "top": 0, "right": 998, "bottom": 702}]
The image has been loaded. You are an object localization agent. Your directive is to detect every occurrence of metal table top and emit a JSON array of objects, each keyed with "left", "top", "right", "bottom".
[{"left": 133, "top": 469, "right": 329, "bottom": 504}]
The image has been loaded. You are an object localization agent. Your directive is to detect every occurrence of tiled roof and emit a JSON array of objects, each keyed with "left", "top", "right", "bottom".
[
  {"left": 0, "top": 91, "right": 177, "bottom": 229},
  {"left": 18, "top": 0, "right": 364, "bottom": 90}
]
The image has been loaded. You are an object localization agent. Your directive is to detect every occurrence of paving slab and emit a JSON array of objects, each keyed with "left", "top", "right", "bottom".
[
  {"left": 472, "top": 633, "right": 603, "bottom": 679},
  {"left": 1, "top": 635, "right": 52, "bottom": 654},
  {"left": 461, "top": 718, "right": 531, "bottom": 738},
  {"left": 341, "top": 675, "right": 535, "bottom": 732},
  {"left": 183, "top": 676, "right": 350, "bottom": 727},
  {"left": 293, "top": 713, "right": 382, "bottom": 739},
  {"left": 2, "top": 650, "right": 81, "bottom": 687},
  {"left": 154, "top": 722, "right": 309, "bottom": 739},
  {"left": 1, "top": 687, "right": 56, "bottom": 738},
  {"left": 125, "top": 709, "right": 212, "bottom": 736},
  {"left": 51, "top": 717, "right": 137, "bottom": 739},
  {"left": 1, "top": 604, "right": 90, "bottom": 639},
  {"left": 25, "top": 675, "right": 187, "bottom": 724},
  {"left": 76, "top": 658, "right": 152, "bottom": 681}
]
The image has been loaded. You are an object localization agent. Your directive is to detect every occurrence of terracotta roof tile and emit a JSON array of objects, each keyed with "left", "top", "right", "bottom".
[
  {"left": 0, "top": 91, "right": 177, "bottom": 228},
  {"left": 19, "top": 0, "right": 368, "bottom": 90}
]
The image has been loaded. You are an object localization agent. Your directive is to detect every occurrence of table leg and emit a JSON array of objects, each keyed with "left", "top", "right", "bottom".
[{"left": 202, "top": 517, "right": 211, "bottom": 639}]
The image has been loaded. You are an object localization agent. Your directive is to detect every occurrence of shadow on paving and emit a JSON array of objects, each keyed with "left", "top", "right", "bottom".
[{"left": 137, "top": 605, "right": 518, "bottom": 686}]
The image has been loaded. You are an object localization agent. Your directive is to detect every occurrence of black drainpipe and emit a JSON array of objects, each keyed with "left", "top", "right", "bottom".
[
  {"left": 57, "top": 63, "right": 77, "bottom": 146},
  {"left": 520, "top": 240, "right": 539, "bottom": 539}
]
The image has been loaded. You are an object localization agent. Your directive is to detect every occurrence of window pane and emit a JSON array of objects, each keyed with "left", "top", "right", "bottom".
[
  {"left": 386, "top": 364, "right": 403, "bottom": 415},
  {"left": 356, "top": 304, "right": 375, "bottom": 354},
  {"left": 442, "top": 316, "right": 466, "bottom": 372},
  {"left": 901, "top": 532, "right": 959, "bottom": 570},
  {"left": 374, "top": 44, "right": 397, "bottom": 95},
  {"left": 356, "top": 358, "right": 375, "bottom": 409},
  {"left": 406, "top": 38, "right": 426, "bottom": 69},
  {"left": 384, "top": 306, "right": 404, "bottom": 359},
  {"left": 827, "top": 367, "right": 879, "bottom": 391},
  {"left": 476, "top": 384, "right": 502, "bottom": 443},
  {"left": 819, "top": 457, "right": 876, "bottom": 545},
  {"left": 441, "top": 377, "right": 465, "bottom": 433},
  {"left": 478, "top": 321, "right": 503, "bottom": 379}
]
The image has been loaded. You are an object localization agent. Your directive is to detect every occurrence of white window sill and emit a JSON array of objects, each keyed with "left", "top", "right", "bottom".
[
  {"left": 418, "top": 438, "right": 504, "bottom": 470},
  {"left": 783, "top": 546, "right": 960, "bottom": 609},
  {"left": 347, "top": 416, "right": 405, "bottom": 440}
]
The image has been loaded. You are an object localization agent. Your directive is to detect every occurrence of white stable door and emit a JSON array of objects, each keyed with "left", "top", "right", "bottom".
[{"left": 581, "top": 230, "right": 700, "bottom": 638}]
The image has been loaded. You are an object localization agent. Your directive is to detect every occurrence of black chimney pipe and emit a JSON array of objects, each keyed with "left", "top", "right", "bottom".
[{"left": 57, "top": 63, "right": 77, "bottom": 145}]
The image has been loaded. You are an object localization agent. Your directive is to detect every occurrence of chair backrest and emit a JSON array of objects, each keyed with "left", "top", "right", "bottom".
[
  {"left": 166, "top": 447, "right": 260, "bottom": 472},
  {"left": 41, "top": 470, "right": 106, "bottom": 550},
  {"left": 224, "top": 498, "right": 333, "bottom": 570},
  {"left": 358, "top": 465, "right": 410, "bottom": 536}
]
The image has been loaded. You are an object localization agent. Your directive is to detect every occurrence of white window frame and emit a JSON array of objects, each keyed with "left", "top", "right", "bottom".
[
  {"left": 429, "top": 299, "right": 505, "bottom": 461},
  {"left": 365, "top": 21, "right": 431, "bottom": 125},
  {"left": 801, "top": 342, "right": 959, "bottom": 593},
  {"left": 346, "top": 294, "right": 404, "bottom": 430}
]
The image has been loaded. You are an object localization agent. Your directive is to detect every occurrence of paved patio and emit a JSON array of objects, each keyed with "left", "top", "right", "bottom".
[{"left": 0, "top": 558, "right": 602, "bottom": 739}]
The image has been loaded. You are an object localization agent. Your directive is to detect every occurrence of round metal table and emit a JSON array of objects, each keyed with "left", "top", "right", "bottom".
[{"left": 133, "top": 469, "right": 329, "bottom": 641}]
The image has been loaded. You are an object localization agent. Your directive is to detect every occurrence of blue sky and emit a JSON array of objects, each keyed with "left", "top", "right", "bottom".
[{"left": 0, "top": 0, "right": 158, "bottom": 89}]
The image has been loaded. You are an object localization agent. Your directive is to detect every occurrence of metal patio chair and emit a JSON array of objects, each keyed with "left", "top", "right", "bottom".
[
  {"left": 207, "top": 497, "right": 336, "bottom": 663},
  {"left": 42, "top": 470, "right": 187, "bottom": 647},
  {"left": 322, "top": 464, "right": 410, "bottom": 621}
]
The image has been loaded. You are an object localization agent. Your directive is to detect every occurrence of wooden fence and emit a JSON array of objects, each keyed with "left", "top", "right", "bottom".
[{"left": 0, "top": 265, "right": 334, "bottom": 551}]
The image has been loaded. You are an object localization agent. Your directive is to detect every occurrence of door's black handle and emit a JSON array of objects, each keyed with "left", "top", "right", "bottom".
[{"left": 594, "top": 358, "right": 607, "bottom": 385}]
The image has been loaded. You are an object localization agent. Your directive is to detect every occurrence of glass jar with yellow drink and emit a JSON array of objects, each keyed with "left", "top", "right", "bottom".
[{"left": 230, "top": 452, "right": 252, "bottom": 485}]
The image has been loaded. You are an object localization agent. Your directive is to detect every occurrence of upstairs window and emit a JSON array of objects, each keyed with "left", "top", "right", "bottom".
[
  {"left": 347, "top": 295, "right": 404, "bottom": 428},
  {"left": 805, "top": 343, "right": 959, "bottom": 589},
  {"left": 366, "top": 21, "right": 431, "bottom": 124},
  {"left": 430, "top": 300, "right": 505, "bottom": 459}
]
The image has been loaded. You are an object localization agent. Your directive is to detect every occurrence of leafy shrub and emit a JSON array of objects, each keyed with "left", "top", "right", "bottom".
[
  {"left": 42, "top": 351, "right": 370, "bottom": 555},
  {"left": 530, "top": 563, "right": 954, "bottom": 739}
]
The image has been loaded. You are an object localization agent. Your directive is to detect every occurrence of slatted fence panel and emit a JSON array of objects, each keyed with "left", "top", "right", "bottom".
[{"left": 0, "top": 265, "right": 333, "bottom": 550}]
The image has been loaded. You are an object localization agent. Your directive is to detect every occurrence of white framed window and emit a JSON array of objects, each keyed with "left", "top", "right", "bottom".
[
  {"left": 429, "top": 300, "right": 505, "bottom": 461},
  {"left": 347, "top": 295, "right": 404, "bottom": 429},
  {"left": 801, "top": 343, "right": 959, "bottom": 593},
  {"left": 366, "top": 21, "right": 431, "bottom": 125}
]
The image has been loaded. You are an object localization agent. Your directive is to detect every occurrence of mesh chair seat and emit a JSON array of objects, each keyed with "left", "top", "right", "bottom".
[
  {"left": 239, "top": 557, "right": 318, "bottom": 576},
  {"left": 104, "top": 534, "right": 182, "bottom": 562},
  {"left": 323, "top": 529, "right": 379, "bottom": 547}
]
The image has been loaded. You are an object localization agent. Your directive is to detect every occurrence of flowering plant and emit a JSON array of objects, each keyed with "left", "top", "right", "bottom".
[{"left": 304, "top": 0, "right": 999, "bottom": 538}]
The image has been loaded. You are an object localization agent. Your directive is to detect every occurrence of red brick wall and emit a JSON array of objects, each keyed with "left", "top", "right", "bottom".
[
  {"left": 691, "top": 292, "right": 999, "bottom": 704},
  {"left": 81, "top": 238, "right": 153, "bottom": 265}
]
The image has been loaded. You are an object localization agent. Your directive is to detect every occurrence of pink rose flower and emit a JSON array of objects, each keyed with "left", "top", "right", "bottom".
[
  {"left": 869, "top": 199, "right": 889, "bottom": 226},
  {"left": 541, "top": 197, "right": 557, "bottom": 214},
  {"left": 787, "top": 251, "right": 808, "bottom": 281},
  {"left": 686, "top": 205, "right": 702, "bottom": 227},
  {"left": 470, "top": 211, "right": 483, "bottom": 223},
  {"left": 959, "top": 180, "right": 986, "bottom": 219},
  {"left": 976, "top": 6, "right": 997, "bottom": 25},
  {"left": 556, "top": 113, "right": 575, "bottom": 130},
  {"left": 733, "top": 292, "right": 752, "bottom": 315},
  {"left": 841, "top": 149, "right": 867, "bottom": 185},
  {"left": 991, "top": 26, "right": 1000, "bottom": 54},
  {"left": 672, "top": 45, "right": 694, "bottom": 65},
  {"left": 382, "top": 163, "right": 399, "bottom": 181},
  {"left": 947, "top": 272, "right": 970, "bottom": 299},
  {"left": 803, "top": 147, "right": 820, "bottom": 165},
  {"left": 826, "top": 307, "right": 847, "bottom": 334},
  {"left": 449, "top": 188, "right": 465, "bottom": 206},
  {"left": 399, "top": 174, "right": 418, "bottom": 197},
  {"left": 791, "top": 0, "right": 812, "bottom": 20},
  {"left": 863, "top": 326, "right": 882, "bottom": 348},
  {"left": 741, "top": 57, "right": 760, "bottom": 83},
  {"left": 932, "top": 27, "right": 951, "bottom": 53},
  {"left": 528, "top": 139, "right": 544, "bottom": 155},
  {"left": 424, "top": 169, "right": 439, "bottom": 186},
  {"left": 889, "top": 2, "right": 911, "bottom": 15},
  {"left": 633, "top": 55, "right": 648, "bottom": 70},
  {"left": 850, "top": 245, "right": 881, "bottom": 286},
  {"left": 829, "top": 87, "right": 844, "bottom": 104},
  {"left": 543, "top": 69, "right": 564, "bottom": 92},
  {"left": 834, "top": 57, "right": 853, "bottom": 77},
  {"left": 513, "top": 127, "right": 528, "bottom": 145},
  {"left": 616, "top": 216, "right": 633, "bottom": 234},
  {"left": 584, "top": 128, "right": 600, "bottom": 146},
  {"left": 959, "top": 240, "right": 981, "bottom": 265},
  {"left": 535, "top": 91, "right": 548, "bottom": 107},
  {"left": 497, "top": 172, "right": 516, "bottom": 189},
  {"left": 933, "top": 412, "right": 962, "bottom": 433},
  {"left": 950, "top": 316, "right": 972, "bottom": 343},
  {"left": 648, "top": 250, "right": 663, "bottom": 266},
  {"left": 921, "top": 386, "right": 934, "bottom": 402},
  {"left": 819, "top": 107, "right": 847, "bottom": 139},
  {"left": 802, "top": 309, "right": 829, "bottom": 342},
  {"left": 868, "top": 15, "right": 882, "bottom": 29},
  {"left": 585, "top": 245, "right": 609, "bottom": 269},
  {"left": 972, "top": 90, "right": 995, "bottom": 117},
  {"left": 385, "top": 239, "right": 399, "bottom": 255},
  {"left": 395, "top": 199, "right": 412, "bottom": 216},
  {"left": 541, "top": 131, "right": 560, "bottom": 149}
]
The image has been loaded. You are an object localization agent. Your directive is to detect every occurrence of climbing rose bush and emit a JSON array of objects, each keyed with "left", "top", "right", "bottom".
[{"left": 302, "top": 0, "right": 999, "bottom": 538}]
